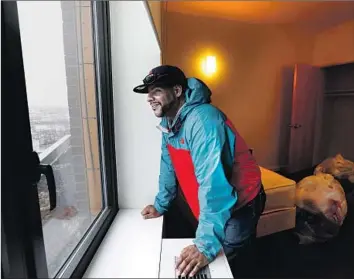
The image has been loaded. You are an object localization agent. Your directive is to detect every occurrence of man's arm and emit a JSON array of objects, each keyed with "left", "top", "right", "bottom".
[
  {"left": 190, "top": 112, "right": 237, "bottom": 262},
  {"left": 153, "top": 135, "right": 177, "bottom": 214}
]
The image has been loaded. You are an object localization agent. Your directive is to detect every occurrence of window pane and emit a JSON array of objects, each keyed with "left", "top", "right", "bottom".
[{"left": 17, "top": 1, "right": 103, "bottom": 277}]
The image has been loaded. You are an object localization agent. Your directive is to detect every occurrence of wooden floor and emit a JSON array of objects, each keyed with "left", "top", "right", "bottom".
[{"left": 164, "top": 167, "right": 354, "bottom": 278}]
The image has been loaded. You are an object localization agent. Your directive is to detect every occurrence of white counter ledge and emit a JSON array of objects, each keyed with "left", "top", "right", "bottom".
[{"left": 84, "top": 209, "right": 164, "bottom": 278}]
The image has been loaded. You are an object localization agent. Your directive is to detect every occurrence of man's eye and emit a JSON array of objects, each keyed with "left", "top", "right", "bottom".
[{"left": 155, "top": 90, "right": 163, "bottom": 95}]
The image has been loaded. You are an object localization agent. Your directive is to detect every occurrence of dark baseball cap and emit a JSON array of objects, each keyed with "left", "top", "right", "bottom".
[{"left": 133, "top": 65, "right": 187, "bottom": 94}]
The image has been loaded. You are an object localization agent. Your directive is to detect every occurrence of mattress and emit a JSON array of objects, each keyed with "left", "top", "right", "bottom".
[
  {"left": 260, "top": 167, "right": 296, "bottom": 213},
  {"left": 257, "top": 207, "right": 296, "bottom": 237}
]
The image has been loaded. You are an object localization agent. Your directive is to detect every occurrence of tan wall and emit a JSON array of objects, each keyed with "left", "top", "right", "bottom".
[
  {"left": 163, "top": 10, "right": 354, "bottom": 169},
  {"left": 147, "top": 1, "right": 162, "bottom": 48},
  {"left": 164, "top": 12, "right": 314, "bottom": 169},
  {"left": 312, "top": 20, "right": 354, "bottom": 66}
]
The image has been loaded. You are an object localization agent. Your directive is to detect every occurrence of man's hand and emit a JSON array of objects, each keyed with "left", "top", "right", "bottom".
[
  {"left": 176, "top": 245, "right": 209, "bottom": 277},
  {"left": 141, "top": 205, "right": 162, "bottom": 219}
]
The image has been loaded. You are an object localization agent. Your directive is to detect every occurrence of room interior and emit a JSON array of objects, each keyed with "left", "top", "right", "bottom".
[
  {"left": 4, "top": 1, "right": 352, "bottom": 278},
  {"left": 147, "top": 1, "right": 354, "bottom": 278}
]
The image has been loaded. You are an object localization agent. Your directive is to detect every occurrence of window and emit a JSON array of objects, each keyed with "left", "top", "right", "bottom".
[{"left": 1, "top": 1, "right": 118, "bottom": 278}]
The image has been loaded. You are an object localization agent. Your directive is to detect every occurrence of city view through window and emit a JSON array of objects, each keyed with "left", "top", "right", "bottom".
[
  {"left": 30, "top": 107, "right": 70, "bottom": 154},
  {"left": 18, "top": 1, "right": 103, "bottom": 277}
]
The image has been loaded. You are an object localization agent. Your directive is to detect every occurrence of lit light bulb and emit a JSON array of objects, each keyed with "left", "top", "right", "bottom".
[{"left": 202, "top": 56, "right": 216, "bottom": 76}]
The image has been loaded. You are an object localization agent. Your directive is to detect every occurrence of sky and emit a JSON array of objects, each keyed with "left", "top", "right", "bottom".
[{"left": 17, "top": 1, "right": 69, "bottom": 108}]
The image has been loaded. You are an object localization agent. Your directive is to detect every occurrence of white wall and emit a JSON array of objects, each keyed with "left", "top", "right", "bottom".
[{"left": 110, "top": 1, "right": 162, "bottom": 209}]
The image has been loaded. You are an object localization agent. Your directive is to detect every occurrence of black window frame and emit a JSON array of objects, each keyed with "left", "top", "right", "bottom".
[{"left": 1, "top": 1, "right": 118, "bottom": 278}]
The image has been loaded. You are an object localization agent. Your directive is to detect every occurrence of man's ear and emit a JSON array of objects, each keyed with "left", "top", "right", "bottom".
[{"left": 173, "top": 85, "right": 183, "bottom": 98}]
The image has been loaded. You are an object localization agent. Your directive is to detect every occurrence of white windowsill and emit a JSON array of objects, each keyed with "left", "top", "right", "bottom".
[{"left": 84, "top": 209, "right": 164, "bottom": 278}]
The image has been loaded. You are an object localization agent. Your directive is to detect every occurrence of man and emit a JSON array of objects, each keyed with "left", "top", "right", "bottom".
[{"left": 133, "top": 65, "right": 266, "bottom": 277}]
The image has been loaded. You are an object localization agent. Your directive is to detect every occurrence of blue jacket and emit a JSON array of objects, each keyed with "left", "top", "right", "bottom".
[{"left": 154, "top": 78, "right": 261, "bottom": 261}]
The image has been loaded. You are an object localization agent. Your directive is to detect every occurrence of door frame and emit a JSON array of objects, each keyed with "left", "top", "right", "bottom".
[{"left": 287, "top": 63, "right": 324, "bottom": 173}]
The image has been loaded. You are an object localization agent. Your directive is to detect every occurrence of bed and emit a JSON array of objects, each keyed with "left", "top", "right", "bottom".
[{"left": 256, "top": 167, "right": 297, "bottom": 237}]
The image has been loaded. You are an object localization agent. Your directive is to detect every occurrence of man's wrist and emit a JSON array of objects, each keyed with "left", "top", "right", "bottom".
[
  {"left": 153, "top": 201, "right": 165, "bottom": 215},
  {"left": 193, "top": 240, "right": 215, "bottom": 262}
]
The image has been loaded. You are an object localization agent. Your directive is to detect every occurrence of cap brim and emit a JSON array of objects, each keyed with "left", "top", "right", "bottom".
[
  {"left": 133, "top": 81, "right": 170, "bottom": 94},
  {"left": 133, "top": 84, "right": 149, "bottom": 94}
]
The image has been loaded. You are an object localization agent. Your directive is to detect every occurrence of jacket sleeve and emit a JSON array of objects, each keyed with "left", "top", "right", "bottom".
[
  {"left": 189, "top": 114, "right": 237, "bottom": 262},
  {"left": 154, "top": 135, "right": 177, "bottom": 214}
]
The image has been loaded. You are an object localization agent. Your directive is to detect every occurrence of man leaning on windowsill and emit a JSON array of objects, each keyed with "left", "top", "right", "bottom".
[{"left": 133, "top": 65, "right": 266, "bottom": 278}]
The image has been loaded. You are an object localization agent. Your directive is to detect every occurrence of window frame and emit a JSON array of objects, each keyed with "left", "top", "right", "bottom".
[{"left": 1, "top": 1, "right": 119, "bottom": 278}]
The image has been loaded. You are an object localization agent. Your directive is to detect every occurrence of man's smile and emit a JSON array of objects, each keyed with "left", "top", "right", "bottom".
[{"left": 151, "top": 103, "right": 160, "bottom": 110}]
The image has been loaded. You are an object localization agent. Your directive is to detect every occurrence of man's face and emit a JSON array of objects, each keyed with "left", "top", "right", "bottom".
[{"left": 147, "top": 85, "right": 177, "bottom": 118}]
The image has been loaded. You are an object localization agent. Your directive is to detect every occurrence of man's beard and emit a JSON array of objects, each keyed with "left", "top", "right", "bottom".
[{"left": 160, "top": 101, "right": 176, "bottom": 118}]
